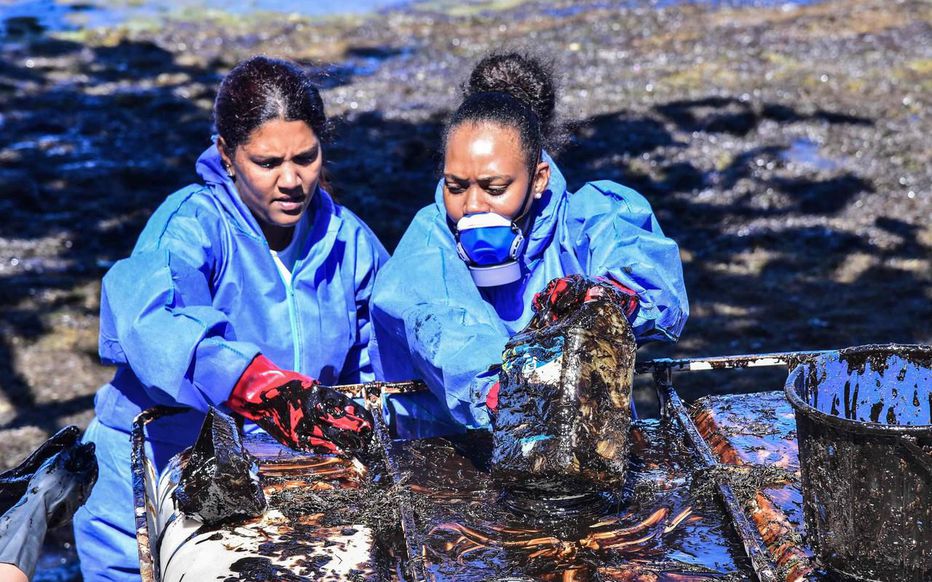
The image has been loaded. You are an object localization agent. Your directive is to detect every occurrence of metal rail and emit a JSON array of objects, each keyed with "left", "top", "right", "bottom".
[
  {"left": 639, "top": 350, "right": 834, "bottom": 582},
  {"left": 131, "top": 406, "right": 189, "bottom": 582},
  {"left": 635, "top": 350, "right": 831, "bottom": 375},
  {"left": 361, "top": 391, "right": 430, "bottom": 582},
  {"left": 333, "top": 379, "right": 428, "bottom": 398},
  {"left": 653, "top": 367, "right": 779, "bottom": 582}
]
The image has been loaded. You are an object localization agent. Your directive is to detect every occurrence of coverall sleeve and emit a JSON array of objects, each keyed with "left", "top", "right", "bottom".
[
  {"left": 98, "top": 203, "right": 260, "bottom": 412},
  {"left": 337, "top": 219, "right": 390, "bottom": 385},
  {"left": 567, "top": 180, "right": 689, "bottom": 343},
  {"left": 371, "top": 213, "right": 508, "bottom": 429}
]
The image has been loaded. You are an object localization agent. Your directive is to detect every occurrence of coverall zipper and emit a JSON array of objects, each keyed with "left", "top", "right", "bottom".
[{"left": 286, "top": 280, "right": 302, "bottom": 372}]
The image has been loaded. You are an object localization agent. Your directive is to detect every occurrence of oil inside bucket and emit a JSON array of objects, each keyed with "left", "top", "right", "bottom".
[
  {"left": 803, "top": 348, "right": 932, "bottom": 426},
  {"left": 786, "top": 344, "right": 932, "bottom": 581}
]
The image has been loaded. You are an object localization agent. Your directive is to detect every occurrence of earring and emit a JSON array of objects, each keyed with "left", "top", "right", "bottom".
[{"left": 224, "top": 164, "right": 235, "bottom": 181}]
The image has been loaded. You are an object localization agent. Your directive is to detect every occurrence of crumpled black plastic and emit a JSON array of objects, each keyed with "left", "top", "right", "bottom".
[
  {"left": 174, "top": 407, "right": 267, "bottom": 525},
  {"left": 491, "top": 276, "right": 637, "bottom": 494}
]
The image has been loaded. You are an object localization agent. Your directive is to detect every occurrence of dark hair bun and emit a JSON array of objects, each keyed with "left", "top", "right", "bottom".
[{"left": 465, "top": 52, "right": 556, "bottom": 130}]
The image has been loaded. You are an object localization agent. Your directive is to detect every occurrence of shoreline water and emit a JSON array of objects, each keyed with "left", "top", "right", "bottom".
[{"left": 1, "top": 0, "right": 827, "bottom": 35}]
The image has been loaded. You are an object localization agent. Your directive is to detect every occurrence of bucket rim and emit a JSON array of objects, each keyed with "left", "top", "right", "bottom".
[{"left": 784, "top": 343, "right": 932, "bottom": 436}]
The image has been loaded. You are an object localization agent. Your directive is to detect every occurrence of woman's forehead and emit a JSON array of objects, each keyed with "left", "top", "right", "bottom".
[
  {"left": 240, "top": 119, "right": 319, "bottom": 155},
  {"left": 445, "top": 122, "right": 524, "bottom": 171}
]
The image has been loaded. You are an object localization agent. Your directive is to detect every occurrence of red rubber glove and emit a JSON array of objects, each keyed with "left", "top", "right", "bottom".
[
  {"left": 532, "top": 274, "right": 638, "bottom": 322},
  {"left": 227, "top": 355, "right": 373, "bottom": 454},
  {"left": 486, "top": 381, "right": 501, "bottom": 413}
]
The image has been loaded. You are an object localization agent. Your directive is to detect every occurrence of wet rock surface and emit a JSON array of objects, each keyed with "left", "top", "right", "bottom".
[{"left": 0, "top": 0, "right": 929, "bottom": 578}]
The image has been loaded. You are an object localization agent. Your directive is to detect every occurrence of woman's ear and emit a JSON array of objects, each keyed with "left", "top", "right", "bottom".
[
  {"left": 533, "top": 160, "right": 551, "bottom": 199},
  {"left": 217, "top": 137, "right": 235, "bottom": 179}
]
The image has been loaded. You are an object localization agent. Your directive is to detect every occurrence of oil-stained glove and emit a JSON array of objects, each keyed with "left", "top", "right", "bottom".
[
  {"left": 0, "top": 442, "right": 98, "bottom": 580},
  {"left": 227, "top": 355, "right": 374, "bottom": 454},
  {"left": 532, "top": 274, "right": 638, "bottom": 323},
  {"left": 0, "top": 426, "right": 81, "bottom": 516}
]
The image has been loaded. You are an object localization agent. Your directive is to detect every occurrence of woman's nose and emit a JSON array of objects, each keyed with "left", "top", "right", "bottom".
[
  {"left": 463, "top": 186, "right": 488, "bottom": 214},
  {"left": 278, "top": 163, "right": 301, "bottom": 189}
]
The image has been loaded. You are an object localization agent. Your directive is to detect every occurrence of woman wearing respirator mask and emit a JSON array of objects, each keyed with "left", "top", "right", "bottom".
[{"left": 371, "top": 52, "right": 689, "bottom": 439}]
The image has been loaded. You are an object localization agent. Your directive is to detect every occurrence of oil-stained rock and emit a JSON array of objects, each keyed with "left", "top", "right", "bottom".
[
  {"left": 491, "top": 278, "right": 637, "bottom": 493},
  {"left": 174, "top": 407, "right": 267, "bottom": 525}
]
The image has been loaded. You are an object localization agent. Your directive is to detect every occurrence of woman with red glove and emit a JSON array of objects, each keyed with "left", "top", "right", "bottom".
[
  {"left": 73, "top": 56, "right": 385, "bottom": 581},
  {"left": 371, "top": 52, "right": 689, "bottom": 439}
]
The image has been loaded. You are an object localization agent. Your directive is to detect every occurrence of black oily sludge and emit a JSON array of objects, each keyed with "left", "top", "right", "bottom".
[
  {"left": 491, "top": 282, "right": 637, "bottom": 494},
  {"left": 785, "top": 344, "right": 932, "bottom": 581},
  {"left": 174, "top": 406, "right": 267, "bottom": 526}
]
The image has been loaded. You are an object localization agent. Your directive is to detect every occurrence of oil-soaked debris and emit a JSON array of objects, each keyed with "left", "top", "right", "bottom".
[
  {"left": 225, "top": 557, "right": 307, "bottom": 582},
  {"left": 173, "top": 407, "right": 267, "bottom": 526},
  {"left": 395, "top": 420, "right": 748, "bottom": 580},
  {"left": 690, "top": 464, "right": 795, "bottom": 507},
  {"left": 256, "top": 436, "right": 407, "bottom": 581},
  {"left": 493, "top": 278, "right": 637, "bottom": 494}
]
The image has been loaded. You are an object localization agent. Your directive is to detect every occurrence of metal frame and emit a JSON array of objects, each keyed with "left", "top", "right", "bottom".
[
  {"left": 132, "top": 351, "right": 832, "bottom": 582},
  {"left": 640, "top": 350, "right": 830, "bottom": 582},
  {"left": 131, "top": 406, "right": 188, "bottom": 582}
]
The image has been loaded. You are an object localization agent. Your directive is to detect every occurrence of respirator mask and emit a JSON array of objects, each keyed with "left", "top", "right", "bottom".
[{"left": 455, "top": 212, "right": 528, "bottom": 287}]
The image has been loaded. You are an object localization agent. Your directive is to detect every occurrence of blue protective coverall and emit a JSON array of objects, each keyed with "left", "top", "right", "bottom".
[
  {"left": 371, "top": 156, "right": 688, "bottom": 439},
  {"left": 73, "top": 145, "right": 387, "bottom": 581}
]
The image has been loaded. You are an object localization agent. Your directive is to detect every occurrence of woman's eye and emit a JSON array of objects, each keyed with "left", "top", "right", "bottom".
[
  {"left": 256, "top": 159, "right": 279, "bottom": 169},
  {"left": 446, "top": 183, "right": 465, "bottom": 194},
  {"left": 294, "top": 152, "right": 318, "bottom": 166},
  {"left": 487, "top": 187, "right": 507, "bottom": 195}
]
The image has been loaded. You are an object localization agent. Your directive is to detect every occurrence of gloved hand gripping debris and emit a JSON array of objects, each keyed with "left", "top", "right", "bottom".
[
  {"left": 532, "top": 274, "right": 639, "bottom": 324},
  {"left": 228, "top": 355, "right": 374, "bottom": 454},
  {"left": 0, "top": 435, "right": 97, "bottom": 580}
]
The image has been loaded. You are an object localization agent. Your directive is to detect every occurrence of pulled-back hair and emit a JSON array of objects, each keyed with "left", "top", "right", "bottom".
[
  {"left": 214, "top": 55, "right": 329, "bottom": 152},
  {"left": 445, "top": 52, "right": 564, "bottom": 172}
]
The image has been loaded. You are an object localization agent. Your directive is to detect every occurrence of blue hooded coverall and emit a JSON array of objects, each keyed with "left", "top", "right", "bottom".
[
  {"left": 73, "top": 145, "right": 388, "bottom": 581},
  {"left": 371, "top": 156, "right": 689, "bottom": 439}
]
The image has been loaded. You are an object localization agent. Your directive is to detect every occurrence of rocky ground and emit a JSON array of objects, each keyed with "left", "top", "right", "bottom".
[{"left": 0, "top": 0, "right": 929, "bottom": 577}]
